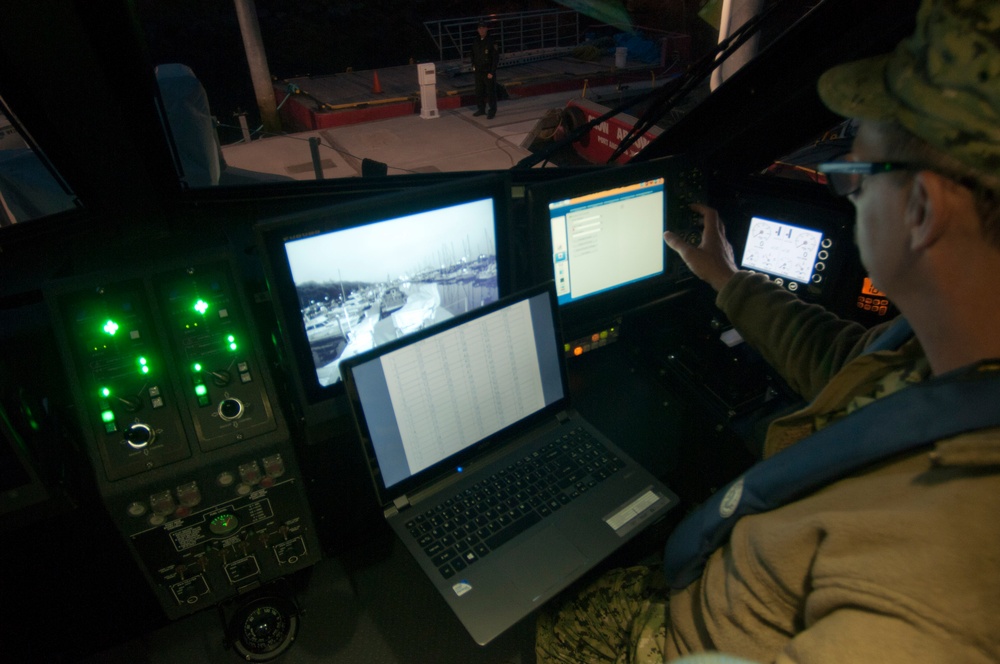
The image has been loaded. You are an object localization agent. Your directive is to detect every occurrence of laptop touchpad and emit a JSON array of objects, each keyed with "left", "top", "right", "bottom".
[{"left": 498, "top": 525, "right": 589, "bottom": 600}]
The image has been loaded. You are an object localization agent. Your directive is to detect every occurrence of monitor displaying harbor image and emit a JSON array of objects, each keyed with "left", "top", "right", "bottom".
[
  {"left": 287, "top": 198, "right": 499, "bottom": 387},
  {"left": 256, "top": 174, "right": 512, "bottom": 413}
]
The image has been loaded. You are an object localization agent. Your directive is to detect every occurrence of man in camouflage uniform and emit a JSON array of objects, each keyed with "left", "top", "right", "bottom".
[{"left": 537, "top": 0, "right": 1000, "bottom": 662}]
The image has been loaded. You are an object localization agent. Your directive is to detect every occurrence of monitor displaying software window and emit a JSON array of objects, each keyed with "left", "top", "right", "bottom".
[{"left": 547, "top": 176, "right": 666, "bottom": 306}]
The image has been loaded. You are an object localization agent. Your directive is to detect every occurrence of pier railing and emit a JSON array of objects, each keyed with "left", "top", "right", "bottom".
[{"left": 423, "top": 9, "right": 585, "bottom": 63}]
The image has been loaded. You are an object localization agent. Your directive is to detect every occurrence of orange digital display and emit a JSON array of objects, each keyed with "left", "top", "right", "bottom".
[{"left": 861, "top": 277, "right": 884, "bottom": 296}]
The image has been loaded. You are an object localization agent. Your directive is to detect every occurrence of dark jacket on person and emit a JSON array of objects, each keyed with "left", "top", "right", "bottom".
[{"left": 471, "top": 35, "right": 499, "bottom": 75}]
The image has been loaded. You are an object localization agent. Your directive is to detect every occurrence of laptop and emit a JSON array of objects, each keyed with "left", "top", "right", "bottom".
[{"left": 340, "top": 282, "right": 678, "bottom": 645}]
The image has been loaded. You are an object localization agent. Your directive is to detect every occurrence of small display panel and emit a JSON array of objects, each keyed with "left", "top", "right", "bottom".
[
  {"left": 547, "top": 177, "right": 666, "bottom": 305},
  {"left": 741, "top": 216, "right": 824, "bottom": 284}
]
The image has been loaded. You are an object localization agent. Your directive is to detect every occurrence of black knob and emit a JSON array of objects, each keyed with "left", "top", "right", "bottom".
[
  {"left": 218, "top": 398, "right": 244, "bottom": 421},
  {"left": 124, "top": 423, "right": 155, "bottom": 448}
]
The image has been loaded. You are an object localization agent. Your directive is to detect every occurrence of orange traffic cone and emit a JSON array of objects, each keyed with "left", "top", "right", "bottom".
[{"left": 372, "top": 70, "right": 383, "bottom": 94}]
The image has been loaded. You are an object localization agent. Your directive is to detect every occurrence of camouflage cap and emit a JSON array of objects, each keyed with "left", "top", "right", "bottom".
[{"left": 818, "top": 0, "right": 1000, "bottom": 173}]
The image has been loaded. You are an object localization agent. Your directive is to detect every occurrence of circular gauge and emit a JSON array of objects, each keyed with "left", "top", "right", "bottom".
[
  {"left": 229, "top": 596, "right": 299, "bottom": 661},
  {"left": 209, "top": 512, "right": 239, "bottom": 535}
]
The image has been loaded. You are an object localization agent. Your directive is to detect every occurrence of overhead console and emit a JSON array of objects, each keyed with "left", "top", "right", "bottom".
[{"left": 45, "top": 256, "right": 321, "bottom": 620}]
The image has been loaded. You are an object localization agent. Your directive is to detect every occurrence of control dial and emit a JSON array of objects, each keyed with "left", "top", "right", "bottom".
[
  {"left": 218, "top": 398, "right": 245, "bottom": 421},
  {"left": 124, "top": 423, "right": 155, "bottom": 448}
]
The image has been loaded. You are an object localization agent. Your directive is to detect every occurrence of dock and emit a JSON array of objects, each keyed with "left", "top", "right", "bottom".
[{"left": 220, "top": 54, "right": 679, "bottom": 181}]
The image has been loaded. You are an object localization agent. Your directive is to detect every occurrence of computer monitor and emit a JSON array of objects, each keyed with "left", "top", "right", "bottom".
[
  {"left": 526, "top": 158, "right": 698, "bottom": 342},
  {"left": 735, "top": 209, "right": 843, "bottom": 301},
  {"left": 256, "top": 174, "right": 513, "bottom": 424}
]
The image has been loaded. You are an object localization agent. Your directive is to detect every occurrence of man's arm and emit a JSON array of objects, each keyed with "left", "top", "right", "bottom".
[{"left": 664, "top": 204, "right": 872, "bottom": 398}]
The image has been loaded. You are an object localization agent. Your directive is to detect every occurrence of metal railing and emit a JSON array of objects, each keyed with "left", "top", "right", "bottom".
[{"left": 424, "top": 9, "right": 584, "bottom": 63}]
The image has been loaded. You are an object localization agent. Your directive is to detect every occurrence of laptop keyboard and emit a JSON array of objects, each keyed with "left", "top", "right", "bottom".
[{"left": 404, "top": 426, "right": 626, "bottom": 579}]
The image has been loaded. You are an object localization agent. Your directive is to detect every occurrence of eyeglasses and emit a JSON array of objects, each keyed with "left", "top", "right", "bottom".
[{"left": 816, "top": 161, "right": 917, "bottom": 197}]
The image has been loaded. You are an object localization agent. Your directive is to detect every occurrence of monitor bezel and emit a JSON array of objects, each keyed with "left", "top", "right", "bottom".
[
  {"left": 255, "top": 173, "right": 515, "bottom": 427},
  {"left": 525, "top": 158, "right": 687, "bottom": 337}
]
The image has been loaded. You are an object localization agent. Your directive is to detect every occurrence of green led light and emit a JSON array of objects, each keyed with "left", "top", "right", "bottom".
[
  {"left": 100, "top": 387, "right": 111, "bottom": 398},
  {"left": 195, "top": 384, "right": 208, "bottom": 397},
  {"left": 193, "top": 363, "right": 202, "bottom": 373},
  {"left": 103, "top": 320, "right": 119, "bottom": 336},
  {"left": 138, "top": 357, "right": 150, "bottom": 374},
  {"left": 194, "top": 299, "right": 209, "bottom": 315},
  {"left": 101, "top": 409, "right": 115, "bottom": 423},
  {"left": 227, "top": 334, "right": 238, "bottom": 352}
]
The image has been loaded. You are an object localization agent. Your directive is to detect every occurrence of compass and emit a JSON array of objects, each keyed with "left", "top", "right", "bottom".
[{"left": 226, "top": 594, "right": 299, "bottom": 661}]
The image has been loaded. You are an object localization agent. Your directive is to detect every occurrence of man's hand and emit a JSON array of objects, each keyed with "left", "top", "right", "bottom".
[{"left": 662, "top": 204, "right": 739, "bottom": 292}]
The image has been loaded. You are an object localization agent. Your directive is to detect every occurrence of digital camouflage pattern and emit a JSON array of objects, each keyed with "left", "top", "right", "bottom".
[
  {"left": 535, "top": 566, "right": 668, "bottom": 664},
  {"left": 819, "top": 0, "right": 1000, "bottom": 173}
]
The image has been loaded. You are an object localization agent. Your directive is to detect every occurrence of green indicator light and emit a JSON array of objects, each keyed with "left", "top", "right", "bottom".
[
  {"left": 194, "top": 299, "right": 209, "bottom": 315},
  {"left": 195, "top": 384, "right": 208, "bottom": 397},
  {"left": 101, "top": 410, "right": 115, "bottom": 423},
  {"left": 100, "top": 387, "right": 111, "bottom": 398},
  {"left": 227, "top": 335, "right": 238, "bottom": 352},
  {"left": 193, "top": 363, "right": 202, "bottom": 373},
  {"left": 138, "top": 357, "right": 150, "bottom": 374},
  {"left": 103, "top": 320, "right": 119, "bottom": 336}
]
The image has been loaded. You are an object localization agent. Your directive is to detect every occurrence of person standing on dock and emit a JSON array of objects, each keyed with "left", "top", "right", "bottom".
[{"left": 471, "top": 20, "right": 499, "bottom": 119}]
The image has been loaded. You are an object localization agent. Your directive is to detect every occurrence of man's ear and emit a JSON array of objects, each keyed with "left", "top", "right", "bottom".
[{"left": 906, "top": 171, "right": 949, "bottom": 251}]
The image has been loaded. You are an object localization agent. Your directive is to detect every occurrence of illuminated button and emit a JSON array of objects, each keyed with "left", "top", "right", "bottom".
[
  {"left": 126, "top": 501, "right": 147, "bottom": 517},
  {"left": 263, "top": 453, "right": 285, "bottom": 479},
  {"left": 239, "top": 460, "right": 261, "bottom": 485},
  {"left": 177, "top": 481, "right": 202, "bottom": 508},
  {"left": 150, "top": 490, "right": 176, "bottom": 517},
  {"left": 194, "top": 383, "right": 211, "bottom": 407}
]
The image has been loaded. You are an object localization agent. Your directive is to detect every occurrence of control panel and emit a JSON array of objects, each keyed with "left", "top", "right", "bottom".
[
  {"left": 47, "top": 257, "right": 320, "bottom": 619},
  {"left": 665, "top": 160, "right": 707, "bottom": 253}
]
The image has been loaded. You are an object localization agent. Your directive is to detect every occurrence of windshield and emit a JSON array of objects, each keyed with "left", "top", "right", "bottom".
[{"left": 0, "top": 0, "right": 835, "bottom": 224}]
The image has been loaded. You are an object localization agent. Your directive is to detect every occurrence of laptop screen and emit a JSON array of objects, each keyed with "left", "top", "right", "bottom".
[{"left": 343, "top": 286, "right": 564, "bottom": 491}]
